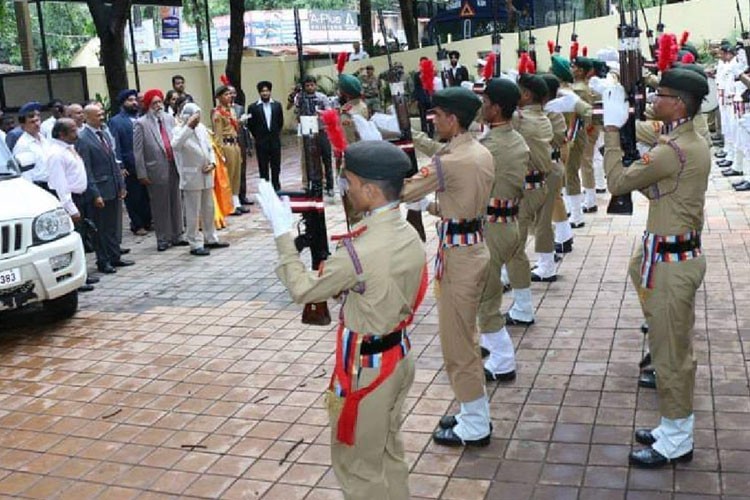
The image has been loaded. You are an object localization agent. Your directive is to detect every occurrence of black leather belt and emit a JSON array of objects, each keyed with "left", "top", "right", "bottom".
[
  {"left": 657, "top": 237, "right": 701, "bottom": 254},
  {"left": 360, "top": 329, "right": 404, "bottom": 355},
  {"left": 445, "top": 218, "right": 483, "bottom": 235},
  {"left": 551, "top": 149, "right": 561, "bottom": 161},
  {"left": 487, "top": 206, "right": 519, "bottom": 217},
  {"left": 222, "top": 137, "right": 238, "bottom": 144},
  {"left": 525, "top": 172, "right": 545, "bottom": 184}
]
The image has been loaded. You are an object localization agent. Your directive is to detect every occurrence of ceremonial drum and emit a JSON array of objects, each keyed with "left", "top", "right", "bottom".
[{"left": 701, "top": 77, "right": 719, "bottom": 113}]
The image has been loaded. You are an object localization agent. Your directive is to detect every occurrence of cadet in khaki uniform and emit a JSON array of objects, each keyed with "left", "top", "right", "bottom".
[
  {"left": 402, "top": 87, "right": 495, "bottom": 447},
  {"left": 477, "top": 78, "right": 528, "bottom": 381},
  {"left": 599, "top": 69, "right": 709, "bottom": 468},
  {"left": 256, "top": 141, "right": 426, "bottom": 499},
  {"left": 338, "top": 74, "right": 370, "bottom": 227},
  {"left": 359, "top": 64, "right": 382, "bottom": 114},
  {"left": 213, "top": 85, "right": 246, "bottom": 215},
  {"left": 506, "top": 74, "right": 554, "bottom": 326}
]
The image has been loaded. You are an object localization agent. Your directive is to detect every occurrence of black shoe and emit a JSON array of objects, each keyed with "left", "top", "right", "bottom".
[
  {"left": 239, "top": 197, "right": 255, "bottom": 206},
  {"left": 432, "top": 427, "right": 491, "bottom": 447},
  {"left": 596, "top": 188, "right": 607, "bottom": 194},
  {"left": 714, "top": 150, "right": 728, "bottom": 158},
  {"left": 85, "top": 276, "right": 100, "bottom": 285},
  {"left": 641, "top": 322, "right": 649, "bottom": 334},
  {"left": 97, "top": 263, "right": 116, "bottom": 274},
  {"left": 735, "top": 181, "right": 750, "bottom": 192},
  {"left": 119, "top": 248, "right": 131, "bottom": 255},
  {"left": 583, "top": 205, "right": 598, "bottom": 213},
  {"left": 711, "top": 134, "right": 723, "bottom": 141},
  {"left": 502, "top": 284, "right": 512, "bottom": 294},
  {"left": 325, "top": 188, "right": 334, "bottom": 197},
  {"left": 628, "top": 447, "right": 693, "bottom": 468},
  {"left": 78, "top": 284, "right": 95, "bottom": 292},
  {"left": 635, "top": 429, "right": 657, "bottom": 446},
  {"left": 157, "top": 243, "right": 169, "bottom": 252},
  {"left": 639, "top": 368, "right": 656, "bottom": 389},
  {"left": 531, "top": 272, "right": 557, "bottom": 283},
  {"left": 229, "top": 209, "right": 243, "bottom": 216},
  {"left": 205, "top": 241, "right": 230, "bottom": 249},
  {"left": 721, "top": 167, "right": 741, "bottom": 176},
  {"left": 237, "top": 206, "right": 250, "bottom": 214},
  {"left": 504, "top": 312, "right": 534, "bottom": 327},
  {"left": 718, "top": 160, "right": 735, "bottom": 169},
  {"left": 731, "top": 179, "right": 748, "bottom": 188},
  {"left": 172, "top": 240, "right": 190, "bottom": 247},
  {"left": 485, "top": 368, "right": 517, "bottom": 382},
  {"left": 638, "top": 352, "right": 652, "bottom": 369},
  {"left": 480, "top": 346, "right": 490, "bottom": 358},
  {"left": 555, "top": 239, "right": 573, "bottom": 254},
  {"left": 190, "top": 248, "right": 211, "bottom": 256},
  {"left": 570, "top": 221, "right": 585, "bottom": 229},
  {"left": 554, "top": 254, "right": 562, "bottom": 263},
  {"left": 438, "top": 416, "right": 494, "bottom": 431},
  {"left": 112, "top": 259, "right": 135, "bottom": 267}
]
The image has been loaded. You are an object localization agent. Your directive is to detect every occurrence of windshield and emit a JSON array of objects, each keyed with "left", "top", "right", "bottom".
[{"left": 0, "top": 139, "right": 20, "bottom": 179}]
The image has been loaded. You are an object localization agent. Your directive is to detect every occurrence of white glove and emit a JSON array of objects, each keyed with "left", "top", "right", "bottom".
[
  {"left": 601, "top": 83, "right": 629, "bottom": 128},
  {"left": 256, "top": 180, "right": 294, "bottom": 237},
  {"left": 351, "top": 114, "right": 383, "bottom": 141},
  {"left": 588, "top": 76, "right": 608, "bottom": 96},
  {"left": 239, "top": 113, "right": 251, "bottom": 123},
  {"left": 405, "top": 197, "right": 431, "bottom": 212},
  {"left": 544, "top": 89, "right": 581, "bottom": 113}
]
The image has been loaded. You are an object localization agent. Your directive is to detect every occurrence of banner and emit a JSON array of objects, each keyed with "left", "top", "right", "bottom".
[{"left": 161, "top": 6, "right": 181, "bottom": 39}]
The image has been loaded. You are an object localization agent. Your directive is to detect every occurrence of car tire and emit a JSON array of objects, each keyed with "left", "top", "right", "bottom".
[{"left": 43, "top": 290, "right": 78, "bottom": 320}]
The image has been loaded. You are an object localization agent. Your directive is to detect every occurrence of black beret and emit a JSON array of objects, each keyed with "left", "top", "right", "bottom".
[
  {"left": 117, "top": 89, "right": 138, "bottom": 105},
  {"left": 592, "top": 60, "right": 609, "bottom": 74},
  {"left": 484, "top": 78, "right": 521, "bottom": 107},
  {"left": 344, "top": 141, "right": 412, "bottom": 181},
  {"left": 573, "top": 56, "right": 594, "bottom": 72},
  {"left": 673, "top": 62, "right": 707, "bottom": 78},
  {"left": 660, "top": 68, "right": 709, "bottom": 100},
  {"left": 518, "top": 73, "right": 549, "bottom": 101},
  {"left": 432, "top": 87, "right": 482, "bottom": 124},
  {"left": 540, "top": 73, "right": 561, "bottom": 98}
]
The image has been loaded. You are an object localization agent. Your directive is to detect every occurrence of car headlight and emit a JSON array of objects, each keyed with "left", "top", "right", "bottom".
[{"left": 33, "top": 208, "right": 73, "bottom": 243}]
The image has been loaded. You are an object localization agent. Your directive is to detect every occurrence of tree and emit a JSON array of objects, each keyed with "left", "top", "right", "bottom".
[
  {"left": 398, "top": 0, "right": 418, "bottom": 49},
  {"left": 361, "top": 0, "right": 373, "bottom": 54},
  {"left": 225, "top": 0, "right": 245, "bottom": 100},
  {"left": 86, "top": 0, "right": 132, "bottom": 105}
]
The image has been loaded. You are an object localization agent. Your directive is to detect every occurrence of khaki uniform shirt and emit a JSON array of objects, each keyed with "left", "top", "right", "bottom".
[
  {"left": 604, "top": 120, "right": 710, "bottom": 235},
  {"left": 340, "top": 99, "right": 370, "bottom": 145},
  {"left": 401, "top": 132, "right": 494, "bottom": 219},
  {"left": 480, "top": 123, "right": 529, "bottom": 202},
  {"left": 212, "top": 106, "right": 238, "bottom": 139},
  {"left": 548, "top": 111, "right": 568, "bottom": 150},
  {"left": 360, "top": 74, "right": 381, "bottom": 98},
  {"left": 275, "top": 208, "right": 425, "bottom": 334},
  {"left": 513, "top": 104, "right": 554, "bottom": 174}
]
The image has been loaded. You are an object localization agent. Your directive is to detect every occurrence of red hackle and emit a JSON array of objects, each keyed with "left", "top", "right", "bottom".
[
  {"left": 336, "top": 52, "right": 348, "bottom": 74},
  {"left": 570, "top": 41, "right": 579, "bottom": 60},
  {"left": 680, "top": 31, "right": 690, "bottom": 47},
  {"left": 321, "top": 109, "right": 348, "bottom": 154},
  {"left": 657, "top": 33, "right": 678, "bottom": 72},
  {"left": 483, "top": 53, "right": 496, "bottom": 80},
  {"left": 420, "top": 58, "right": 436, "bottom": 95},
  {"left": 681, "top": 52, "right": 696, "bottom": 64},
  {"left": 547, "top": 40, "right": 555, "bottom": 54},
  {"left": 517, "top": 52, "right": 536, "bottom": 75},
  {"left": 220, "top": 74, "right": 230, "bottom": 86},
  {"left": 582, "top": 46, "right": 588, "bottom": 57}
]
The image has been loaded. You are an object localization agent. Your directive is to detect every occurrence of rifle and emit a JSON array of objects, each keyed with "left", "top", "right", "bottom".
[
  {"left": 639, "top": 0, "right": 657, "bottom": 61},
  {"left": 377, "top": 9, "right": 426, "bottom": 241},
  {"left": 279, "top": 8, "right": 331, "bottom": 326},
  {"left": 656, "top": 0, "right": 664, "bottom": 37},
  {"left": 528, "top": 28, "right": 537, "bottom": 68},
  {"left": 607, "top": 0, "right": 644, "bottom": 215},
  {"left": 554, "top": 0, "right": 562, "bottom": 53},
  {"left": 571, "top": 8, "right": 577, "bottom": 43},
  {"left": 736, "top": 0, "right": 750, "bottom": 63},
  {"left": 434, "top": 26, "right": 451, "bottom": 87},
  {"left": 491, "top": 2, "right": 502, "bottom": 77}
]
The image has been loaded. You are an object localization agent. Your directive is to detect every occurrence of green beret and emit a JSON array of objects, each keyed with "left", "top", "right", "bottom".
[
  {"left": 432, "top": 87, "right": 482, "bottom": 125},
  {"left": 344, "top": 141, "right": 412, "bottom": 181},
  {"left": 518, "top": 73, "right": 549, "bottom": 101},
  {"left": 659, "top": 68, "right": 709, "bottom": 100},
  {"left": 338, "top": 74, "right": 362, "bottom": 97},
  {"left": 592, "top": 60, "right": 609, "bottom": 74},
  {"left": 674, "top": 62, "right": 707, "bottom": 78},
  {"left": 539, "top": 73, "right": 560, "bottom": 98},
  {"left": 573, "top": 56, "right": 594, "bottom": 72},
  {"left": 550, "top": 55, "right": 574, "bottom": 83},
  {"left": 484, "top": 78, "right": 521, "bottom": 107}
]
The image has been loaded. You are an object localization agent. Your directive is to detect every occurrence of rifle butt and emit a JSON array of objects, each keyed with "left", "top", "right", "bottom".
[{"left": 406, "top": 210, "right": 427, "bottom": 242}]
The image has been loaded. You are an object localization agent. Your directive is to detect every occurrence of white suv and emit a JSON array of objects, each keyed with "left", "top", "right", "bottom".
[{"left": 0, "top": 140, "right": 86, "bottom": 319}]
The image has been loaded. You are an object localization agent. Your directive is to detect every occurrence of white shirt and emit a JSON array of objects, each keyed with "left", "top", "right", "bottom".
[
  {"left": 47, "top": 138, "right": 88, "bottom": 217},
  {"left": 0, "top": 129, "right": 5, "bottom": 145},
  {"left": 257, "top": 98, "right": 275, "bottom": 130},
  {"left": 349, "top": 50, "right": 369, "bottom": 61},
  {"left": 40, "top": 116, "right": 56, "bottom": 139},
  {"left": 13, "top": 131, "right": 49, "bottom": 183}
]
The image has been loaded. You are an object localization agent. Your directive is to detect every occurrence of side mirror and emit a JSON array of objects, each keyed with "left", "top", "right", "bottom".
[{"left": 14, "top": 151, "right": 35, "bottom": 172}]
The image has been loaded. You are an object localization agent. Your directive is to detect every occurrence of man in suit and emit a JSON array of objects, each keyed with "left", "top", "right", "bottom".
[
  {"left": 78, "top": 104, "right": 134, "bottom": 274},
  {"left": 134, "top": 89, "right": 186, "bottom": 252},
  {"left": 109, "top": 89, "right": 152, "bottom": 236},
  {"left": 248, "top": 80, "right": 284, "bottom": 191},
  {"left": 447, "top": 51, "right": 470, "bottom": 87}
]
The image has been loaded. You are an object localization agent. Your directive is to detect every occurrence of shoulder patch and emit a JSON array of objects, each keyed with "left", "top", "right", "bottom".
[
  {"left": 419, "top": 166, "right": 431, "bottom": 177},
  {"left": 641, "top": 153, "right": 652, "bottom": 165}
]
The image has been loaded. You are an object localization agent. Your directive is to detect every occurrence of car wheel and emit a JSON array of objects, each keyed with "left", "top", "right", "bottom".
[{"left": 43, "top": 290, "right": 78, "bottom": 320}]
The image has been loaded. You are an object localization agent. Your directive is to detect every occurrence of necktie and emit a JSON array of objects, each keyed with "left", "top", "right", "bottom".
[
  {"left": 158, "top": 119, "right": 175, "bottom": 163},
  {"left": 96, "top": 130, "right": 112, "bottom": 154}
]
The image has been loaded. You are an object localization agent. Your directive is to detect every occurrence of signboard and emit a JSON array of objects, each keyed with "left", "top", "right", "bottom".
[
  {"left": 308, "top": 10, "right": 358, "bottom": 31},
  {"left": 131, "top": 18, "right": 156, "bottom": 52}
]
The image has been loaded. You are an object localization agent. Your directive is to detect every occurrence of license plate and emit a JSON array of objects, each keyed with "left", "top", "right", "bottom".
[{"left": 0, "top": 268, "right": 21, "bottom": 289}]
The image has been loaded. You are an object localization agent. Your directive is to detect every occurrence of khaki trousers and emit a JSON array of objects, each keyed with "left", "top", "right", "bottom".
[
  {"left": 581, "top": 127, "right": 600, "bottom": 190},
  {"left": 478, "top": 222, "right": 520, "bottom": 333},
  {"left": 222, "top": 143, "right": 242, "bottom": 195},
  {"left": 628, "top": 248, "right": 706, "bottom": 419},
  {"left": 330, "top": 354, "right": 415, "bottom": 500},
  {"left": 565, "top": 132, "right": 586, "bottom": 195},
  {"left": 507, "top": 188, "right": 547, "bottom": 289},
  {"left": 439, "top": 244, "right": 490, "bottom": 402},
  {"left": 535, "top": 165, "right": 562, "bottom": 253}
]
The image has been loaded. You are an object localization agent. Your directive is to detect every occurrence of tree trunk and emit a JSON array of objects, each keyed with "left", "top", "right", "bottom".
[
  {"left": 86, "top": 0, "right": 131, "bottom": 109},
  {"left": 399, "top": 0, "right": 419, "bottom": 50},
  {"left": 225, "top": 0, "right": 245, "bottom": 101},
  {"left": 190, "top": 0, "right": 204, "bottom": 60},
  {"left": 360, "top": 0, "right": 374, "bottom": 55}
]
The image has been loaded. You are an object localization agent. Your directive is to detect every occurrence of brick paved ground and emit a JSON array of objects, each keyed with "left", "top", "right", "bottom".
[{"left": 1, "top": 138, "right": 750, "bottom": 499}]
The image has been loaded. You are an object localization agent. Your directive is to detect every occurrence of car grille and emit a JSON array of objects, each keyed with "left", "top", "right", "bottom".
[{"left": 0, "top": 222, "right": 28, "bottom": 259}]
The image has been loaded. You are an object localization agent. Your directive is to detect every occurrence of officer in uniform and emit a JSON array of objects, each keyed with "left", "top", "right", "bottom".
[
  {"left": 402, "top": 87, "right": 495, "bottom": 447},
  {"left": 477, "top": 78, "right": 528, "bottom": 382},
  {"left": 600, "top": 68, "right": 709, "bottom": 468},
  {"left": 338, "top": 73, "right": 370, "bottom": 226},
  {"left": 506, "top": 74, "right": 554, "bottom": 325},
  {"left": 359, "top": 64, "right": 382, "bottom": 115},
  {"left": 213, "top": 85, "right": 247, "bottom": 215},
  {"left": 256, "top": 141, "right": 426, "bottom": 499}
]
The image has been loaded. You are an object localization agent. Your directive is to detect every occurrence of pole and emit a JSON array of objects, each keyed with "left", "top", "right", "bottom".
[
  {"left": 34, "top": 0, "right": 53, "bottom": 102},
  {"left": 205, "top": 0, "right": 216, "bottom": 101},
  {"left": 325, "top": 20, "right": 335, "bottom": 79},
  {"left": 128, "top": 6, "right": 140, "bottom": 92}
]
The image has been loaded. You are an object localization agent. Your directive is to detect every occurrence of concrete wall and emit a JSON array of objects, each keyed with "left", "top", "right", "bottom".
[{"left": 86, "top": 0, "right": 736, "bottom": 130}]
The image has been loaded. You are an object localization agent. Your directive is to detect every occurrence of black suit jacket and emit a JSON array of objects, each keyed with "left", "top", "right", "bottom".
[
  {"left": 247, "top": 99, "right": 284, "bottom": 144},
  {"left": 77, "top": 126, "right": 124, "bottom": 201},
  {"left": 449, "top": 65, "right": 470, "bottom": 87}
]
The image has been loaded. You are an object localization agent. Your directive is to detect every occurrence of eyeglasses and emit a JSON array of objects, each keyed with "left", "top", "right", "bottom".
[{"left": 655, "top": 93, "right": 682, "bottom": 100}]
